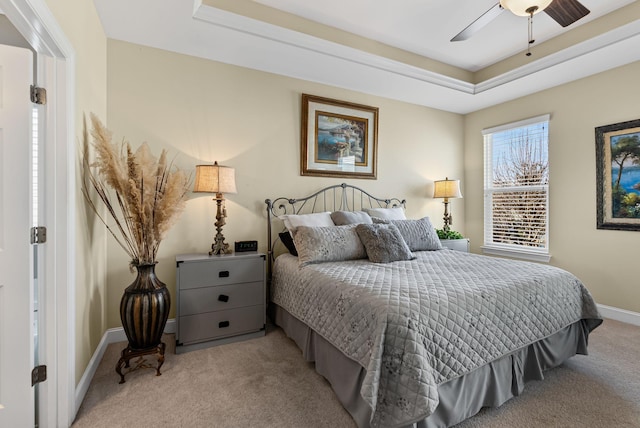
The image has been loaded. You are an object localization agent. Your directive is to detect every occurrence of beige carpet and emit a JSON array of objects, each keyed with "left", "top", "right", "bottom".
[{"left": 73, "top": 319, "right": 640, "bottom": 428}]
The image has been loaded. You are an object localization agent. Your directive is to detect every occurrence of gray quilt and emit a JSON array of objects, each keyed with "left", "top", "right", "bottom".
[{"left": 271, "top": 250, "right": 601, "bottom": 428}]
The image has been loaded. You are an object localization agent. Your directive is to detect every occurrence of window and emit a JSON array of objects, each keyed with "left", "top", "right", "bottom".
[{"left": 482, "top": 114, "right": 550, "bottom": 262}]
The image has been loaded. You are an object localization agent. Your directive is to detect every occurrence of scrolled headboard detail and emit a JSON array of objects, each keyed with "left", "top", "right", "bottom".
[{"left": 264, "top": 182, "right": 406, "bottom": 276}]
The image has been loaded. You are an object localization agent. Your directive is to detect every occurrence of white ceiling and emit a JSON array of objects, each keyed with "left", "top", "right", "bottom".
[
  {"left": 93, "top": 0, "right": 640, "bottom": 114},
  {"left": 254, "top": 0, "right": 635, "bottom": 71}
]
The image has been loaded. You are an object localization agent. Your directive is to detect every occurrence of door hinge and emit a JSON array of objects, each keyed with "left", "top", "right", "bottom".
[
  {"left": 30, "top": 85, "right": 47, "bottom": 105},
  {"left": 31, "top": 226, "right": 47, "bottom": 244},
  {"left": 32, "top": 365, "right": 47, "bottom": 386}
]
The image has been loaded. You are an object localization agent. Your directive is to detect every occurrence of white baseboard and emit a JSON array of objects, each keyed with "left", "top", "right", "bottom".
[
  {"left": 75, "top": 318, "right": 176, "bottom": 414},
  {"left": 597, "top": 304, "right": 640, "bottom": 326}
]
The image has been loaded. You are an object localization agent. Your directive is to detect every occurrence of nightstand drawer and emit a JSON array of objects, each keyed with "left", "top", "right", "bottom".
[
  {"left": 178, "top": 257, "right": 263, "bottom": 289},
  {"left": 179, "top": 281, "right": 263, "bottom": 316},
  {"left": 178, "top": 305, "right": 264, "bottom": 345}
]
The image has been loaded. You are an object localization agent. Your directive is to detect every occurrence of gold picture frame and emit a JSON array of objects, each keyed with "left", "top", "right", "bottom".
[{"left": 301, "top": 94, "right": 378, "bottom": 179}]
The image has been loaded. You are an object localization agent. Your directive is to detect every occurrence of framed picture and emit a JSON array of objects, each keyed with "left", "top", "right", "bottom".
[
  {"left": 596, "top": 118, "right": 640, "bottom": 230},
  {"left": 301, "top": 94, "right": 378, "bottom": 179}
]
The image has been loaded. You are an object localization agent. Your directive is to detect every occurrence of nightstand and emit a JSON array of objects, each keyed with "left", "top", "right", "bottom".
[
  {"left": 175, "top": 252, "right": 266, "bottom": 353},
  {"left": 440, "top": 238, "right": 470, "bottom": 252}
]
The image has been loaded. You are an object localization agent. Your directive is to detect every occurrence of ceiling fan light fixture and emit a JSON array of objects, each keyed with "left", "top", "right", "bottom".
[{"left": 499, "top": 0, "right": 553, "bottom": 17}]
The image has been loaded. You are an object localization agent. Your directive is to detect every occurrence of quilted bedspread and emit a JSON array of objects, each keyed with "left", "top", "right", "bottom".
[{"left": 271, "top": 250, "right": 601, "bottom": 428}]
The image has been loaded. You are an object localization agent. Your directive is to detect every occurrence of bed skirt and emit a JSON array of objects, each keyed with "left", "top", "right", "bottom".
[{"left": 272, "top": 304, "right": 593, "bottom": 428}]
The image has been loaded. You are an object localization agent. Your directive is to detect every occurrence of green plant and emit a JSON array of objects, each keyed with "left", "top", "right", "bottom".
[{"left": 436, "top": 229, "right": 464, "bottom": 240}]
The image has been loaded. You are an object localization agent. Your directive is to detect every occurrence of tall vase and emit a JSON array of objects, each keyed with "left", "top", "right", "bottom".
[{"left": 116, "top": 263, "right": 170, "bottom": 383}]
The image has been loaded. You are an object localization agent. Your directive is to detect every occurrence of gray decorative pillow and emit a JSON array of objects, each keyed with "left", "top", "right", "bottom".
[
  {"left": 373, "top": 217, "right": 443, "bottom": 251},
  {"left": 355, "top": 223, "right": 415, "bottom": 263},
  {"left": 293, "top": 225, "right": 367, "bottom": 266},
  {"left": 330, "top": 210, "right": 373, "bottom": 226}
]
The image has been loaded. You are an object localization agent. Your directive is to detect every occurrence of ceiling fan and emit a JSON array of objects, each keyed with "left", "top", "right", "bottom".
[{"left": 451, "top": 0, "right": 591, "bottom": 42}]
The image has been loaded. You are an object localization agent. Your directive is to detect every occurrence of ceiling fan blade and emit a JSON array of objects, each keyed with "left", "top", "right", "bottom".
[
  {"left": 451, "top": 3, "right": 504, "bottom": 42},
  {"left": 544, "top": 0, "right": 590, "bottom": 27}
]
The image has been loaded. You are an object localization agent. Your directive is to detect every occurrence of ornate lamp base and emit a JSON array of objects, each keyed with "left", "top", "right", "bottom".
[
  {"left": 210, "top": 234, "right": 230, "bottom": 255},
  {"left": 209, "top": 194, "right": 231, "bottom": 255},
  {"left": 442, "top": 199, "right": 452, "bottom": 232}
]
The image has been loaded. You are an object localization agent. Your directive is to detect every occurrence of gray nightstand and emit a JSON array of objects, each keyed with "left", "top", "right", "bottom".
[
  {"left": 440, "top": 238, "right": 470, "bottom": 252},
  {"left": 175, "top": 252, "right": 266, "bottom": 354}
]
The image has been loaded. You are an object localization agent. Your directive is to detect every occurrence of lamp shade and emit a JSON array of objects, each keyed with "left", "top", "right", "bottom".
[
  {"left": 193, "top": 162, "right": 237, "bottom": 194},
  {"left": 499, "top": 0, "right": 553, "bottom": 16},
  {"left": 433, "top": 178, "right": 463, "bottom": 199}
]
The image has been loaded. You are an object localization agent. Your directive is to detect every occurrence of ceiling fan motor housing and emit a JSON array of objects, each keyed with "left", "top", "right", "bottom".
[{"left": 500, "top": 0, "right": 553, "bottom": 16}]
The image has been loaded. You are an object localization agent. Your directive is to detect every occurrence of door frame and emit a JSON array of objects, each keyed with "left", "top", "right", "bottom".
[{"left": 0, "top": 0, "right": 75, "bottom": 426}]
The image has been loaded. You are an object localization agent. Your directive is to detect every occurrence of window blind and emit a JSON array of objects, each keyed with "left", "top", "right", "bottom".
[{"left": 483, "top": 115, "right": 550, "bottom": 255}]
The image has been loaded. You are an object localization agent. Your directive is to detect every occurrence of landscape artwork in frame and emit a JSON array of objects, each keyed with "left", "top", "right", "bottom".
[
  {"left": 301, "top": 94, "right": 378, "bottom": 179},
  {"left": 596, "top": 118, "right": 640, "bottom": 230}
]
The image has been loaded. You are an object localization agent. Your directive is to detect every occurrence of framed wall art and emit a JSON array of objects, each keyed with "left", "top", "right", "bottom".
[
  {"left": 301, "top": 94, "right": 378, "bottom": 179},
  {"left": 596, "top": 118, "right": 640, "bottom": 230}
]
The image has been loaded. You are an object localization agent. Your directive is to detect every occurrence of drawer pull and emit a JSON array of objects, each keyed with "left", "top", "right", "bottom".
[
  {"left": 218, "top": 271, "right": 230, "bottom": 278},
  {"left": 219, "top": 321, "right": 230, "bottom": 328},
  {"left": 218, "top": 294, "right": 229, "bottom": 302}
]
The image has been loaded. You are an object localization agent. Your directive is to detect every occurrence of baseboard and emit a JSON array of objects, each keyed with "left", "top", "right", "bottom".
[
  {"left": 597, "top": 304, "right": 640, "bottom": 326},
  {"left": 74, "top": 329, "right": 111, "bottom": 415},
  {"left": 75, "top": 318, "right": 176, "bottom": 414}
]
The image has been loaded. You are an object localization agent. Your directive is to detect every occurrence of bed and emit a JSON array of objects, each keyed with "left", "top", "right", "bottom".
[{"left": 264, "top": 183, "right": 602, "bottom": 428}]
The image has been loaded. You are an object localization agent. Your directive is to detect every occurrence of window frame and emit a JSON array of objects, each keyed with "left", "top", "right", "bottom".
[{"left": 481, "top": 114, "right": 551, "bottom": 262}]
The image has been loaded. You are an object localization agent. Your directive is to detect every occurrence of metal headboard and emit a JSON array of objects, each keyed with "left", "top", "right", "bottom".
[{"left": 264, "top": 182, "right": 406, "bottom": 277}]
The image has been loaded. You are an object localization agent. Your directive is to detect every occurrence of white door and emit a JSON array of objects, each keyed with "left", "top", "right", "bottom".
[{"left": 0, "top": 44, "right": 36, "bottom": 427}]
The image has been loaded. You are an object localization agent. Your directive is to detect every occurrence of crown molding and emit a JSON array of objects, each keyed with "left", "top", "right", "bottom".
[
  {"left": 93, "top": 0, "right": 640, "bottom": 114},
  {"left": 193, "top": 4, "right": 476, "bottom": 95},
  {"left": 192, "top": 3, "right": 640, "bottom": 113},
  {"left": 476, "top": 19, "right": 640, "bottom": 94}
]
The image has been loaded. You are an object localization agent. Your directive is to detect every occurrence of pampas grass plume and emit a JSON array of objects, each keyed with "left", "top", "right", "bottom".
[{"left": 82, "top": 113, "right": 191, "bottom": 266}]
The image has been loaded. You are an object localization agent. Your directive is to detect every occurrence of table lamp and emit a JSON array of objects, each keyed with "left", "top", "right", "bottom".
[
  {"left": 433, "top": 177, "right": 462, "bottom": 232},
  {"left": 193, "top": 162, "right": 237, "bottom": 255}
]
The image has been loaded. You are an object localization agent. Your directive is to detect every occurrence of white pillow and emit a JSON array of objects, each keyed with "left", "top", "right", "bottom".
[
  {"left": 364, "top": 207, "right": 406, "bottom": 220},
  {"left": 280, "top": 212, "right": 334, "bottom": 233},
  {"left": 330, "top": 210, "right": 373, "bottom": 226}
]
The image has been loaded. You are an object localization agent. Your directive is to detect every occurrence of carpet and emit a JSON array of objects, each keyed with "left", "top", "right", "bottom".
[{"left": 73, "top": 319, "right": 640, "bottom": 427}]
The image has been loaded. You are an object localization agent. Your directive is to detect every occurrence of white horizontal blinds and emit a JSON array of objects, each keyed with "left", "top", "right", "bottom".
[
  {"left": 484, "top": 115, "right": 549, "bottom": 251},
  {"left": 491, "top": 190, "right": 547, "bottom": 247}
]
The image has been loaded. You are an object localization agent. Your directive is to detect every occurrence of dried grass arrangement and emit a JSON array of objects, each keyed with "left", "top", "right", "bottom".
[{"left": 82, "top": 114, "right": 191, "bottom": 266}]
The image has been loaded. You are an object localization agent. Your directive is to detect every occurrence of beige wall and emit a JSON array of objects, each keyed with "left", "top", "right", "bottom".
[
  {"left": 105, "top": 39, "right": 465, "bottom": 328},
  {"left": 465, "top": 61, "right": 640, "bottom": 313},
  {"left": 44, "top": 0, "right": 108, "bottom": 384}
]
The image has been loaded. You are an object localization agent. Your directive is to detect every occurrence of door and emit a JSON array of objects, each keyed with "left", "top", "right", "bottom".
[{"left": 0, "top": 44, "right": 36, "bottom": 427}]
